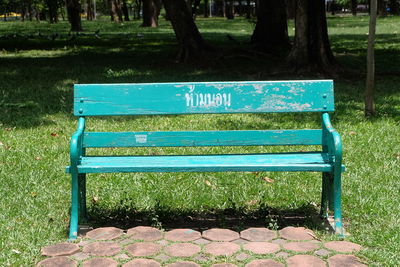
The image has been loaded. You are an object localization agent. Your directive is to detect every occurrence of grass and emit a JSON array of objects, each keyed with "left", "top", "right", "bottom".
[{"left": 0, "top": 15, "right": 399, "bottom": 266}]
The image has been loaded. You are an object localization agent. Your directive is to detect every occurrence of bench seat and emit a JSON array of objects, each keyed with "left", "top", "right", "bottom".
[{"left": 67, "top": 152, "right": 344, "bottom": 173}]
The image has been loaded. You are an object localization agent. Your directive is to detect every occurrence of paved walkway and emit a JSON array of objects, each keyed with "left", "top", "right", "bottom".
[{"left": 37, "top": 226, "right": 366, "bottom": 266}]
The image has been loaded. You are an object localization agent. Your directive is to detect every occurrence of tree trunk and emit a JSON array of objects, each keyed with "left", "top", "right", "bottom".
[
  {"left": 87, "top": 0, "right": 94, "bottom": 20},
  {"left": 351, "top": 0, "right": 357, "bottom": 16},
  {"left": 192, "top": 0, "right": 201, "bottom": 18},
  {"left": 204, "top": 0, "right": 209, "bottom": 17},
  {"left": 286, "top": 0, "right": 336, "bottom": 72},
  {"left": 286, "top": 0, "right": 295, "bottom": 19},
  {"left": 110, "top": 0, "right": 123, "bottom": 22},
  {"left": 66, "top": 0, "right": 82, "bottom": 31},
  {"left": 389, "top": 0, "right": 399, "bottom": 15},
  {"left": 225, "top": 0, "right": 234, "bottom": 19},
  {"left": 122, "top": 0, "right": 130, "bottom": 21},
  {"left": 142, "top": 0, "right": 161, "bottom": 27},
  {"left": 365, "top": 0, "right": 377, "bottom": 116},
  {"left": 377, "top": 0, "right": 387, "bottom": 16},
  {"left": 162, "top": 0, "right": 209, "bottom": 63},
  {"left": 251, "top": 0, "right": 289, "bottom": 51},
  {"left": 246, "top": 0, "right": 251, "bottom": 19}
]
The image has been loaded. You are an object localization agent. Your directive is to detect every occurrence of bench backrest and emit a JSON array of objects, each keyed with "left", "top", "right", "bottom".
[{"left": 73, "top": 80, "right": 334, "bottom": 116}]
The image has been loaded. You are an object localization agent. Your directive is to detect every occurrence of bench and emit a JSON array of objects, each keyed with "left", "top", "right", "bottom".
[{"left": 67, "top": 80, "right": 345, "bottom": 240}]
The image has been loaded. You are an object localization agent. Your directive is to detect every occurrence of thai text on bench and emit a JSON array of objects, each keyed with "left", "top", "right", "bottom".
[{"left": 185, "top": 93, "right": 231, "bottom": 108}]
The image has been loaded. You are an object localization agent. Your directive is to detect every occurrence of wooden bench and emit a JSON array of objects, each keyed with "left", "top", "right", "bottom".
[{"left": 67, "top": 80, "right": 345, "bottom": 240}]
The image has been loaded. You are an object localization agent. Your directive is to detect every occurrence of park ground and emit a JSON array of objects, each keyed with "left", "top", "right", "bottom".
[{"left": 0, "top": 15, "right": 399, "bottom": 266}]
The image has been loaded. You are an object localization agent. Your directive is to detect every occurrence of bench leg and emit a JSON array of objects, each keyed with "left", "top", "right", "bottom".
[
  {"left": 78, "top": 174, "right": 88, "bottom": 222},
  {"left": 69, "top": 172, "right": 79, "bottom": 240},
  {"left": 320, "top": 172, "right": 330, "bottom": 218},
  {"left": 333, "top": 169, "right": 344, "bottom": 237}
]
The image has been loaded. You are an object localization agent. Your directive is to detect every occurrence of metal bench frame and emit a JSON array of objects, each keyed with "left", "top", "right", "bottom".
[{"left": 67, "top": 80, "right": 345, "bottom": 240}]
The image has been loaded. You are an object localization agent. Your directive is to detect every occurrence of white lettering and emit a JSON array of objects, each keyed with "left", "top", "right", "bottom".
[{"left": 185, "top": 93, "right": 231, "bottom": 108}]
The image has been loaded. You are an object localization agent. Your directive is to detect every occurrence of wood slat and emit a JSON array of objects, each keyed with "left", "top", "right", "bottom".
[
  {"left": 82, "top": 130, "right": 322, "bottom": 148},
  {"left": 74, "top": 153, "right": 335, "bottom": 173},
  {"left": 74, "top": 80, "right": 334, "bottom": 116}
]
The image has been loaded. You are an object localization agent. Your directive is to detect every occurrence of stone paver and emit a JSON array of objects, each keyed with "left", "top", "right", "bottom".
[
  {"left": 38, "top": 226, "right": 365, "bottom": 267},
  {"left": 279, "top": 227, "right": 315, "bottom": 241},
  {"left": 82, "top": 257, "right": 118, "bottom": 267},
  {"left": 85, "top": 227, "right": 123, "bottom": 240},
  {"left": 165, "top": 243, "right": 201, "bottom": 257},
  {"left": 315, "top": 249, "right": 331, "bottom": 257},
  {"left": 41, "top": 243, "right": 80, "bottom": 257},
  {"left": 125, "top": 242, "right": 161, "bottom": 256},
  {"left": 240, "top": 228, "right": 277, "bottom": 241},
  {"left": 243, "top": 242, "right": 280, "bottom": 254},
  {"left": 204, "top": 242, "right": 240, "bottom": 256},
  {"left": 165, "top": 229, "right": 201, "bottom": 242},
  {"left": 193, "top": 238, "right": 211, "bottom": 245},
  {"left": 203, "top": 228, "right": 240, "bottom": 241},
  {"left": 82, "top": 242, "right": 121, "bottom": 256},
  {"left": 283, "top": 241, "right": 320, "bottom": 252},
  {"left": 127, "top": 226, "right": 163, "bottom": 241},
  {"left": 324, "top": 241, "right": 362, "bottom": 253},
  {"left": 71, "top": 252, "right": 90, "bottom": 261},
  {"left": 123, "top": 259, "right": 161, "bottom": 267},
  {"left": 154, "top": 254, "right": 171, "bottom": 262},
  {"left": 37, "top": 256, "right": 77, "bottom": 267},
  {"left": 286, "top": 255, "right": 326, "bottom": 267},
  {"left": 236, "top": 252, "right": 250, "bottom": 261},
  {"left": 328, "top": 255, "right": 367, "bottom": 267},
  {"left": 245, "top": 259, "right": 284, "bottom": 267},
  {"left": 166, "top": 261, "right": 200, "bottom": 267}
]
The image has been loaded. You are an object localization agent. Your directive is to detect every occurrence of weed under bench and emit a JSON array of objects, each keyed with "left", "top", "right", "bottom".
[{"left": 66, "top": 80, "right": 345, "bottom": 240}]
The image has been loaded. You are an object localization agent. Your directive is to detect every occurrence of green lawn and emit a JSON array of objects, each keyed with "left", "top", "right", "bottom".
[{"left": 0, "top": 16, "right": 399, "bottom": 266}]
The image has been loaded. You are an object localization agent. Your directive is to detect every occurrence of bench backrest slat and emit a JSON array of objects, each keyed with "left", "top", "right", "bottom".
[
  {"left": 74, "top": 80, "right": 334, "bottom": 116},
  {"left": 83, "top": 130, "right": 322, "bottom": 148}
]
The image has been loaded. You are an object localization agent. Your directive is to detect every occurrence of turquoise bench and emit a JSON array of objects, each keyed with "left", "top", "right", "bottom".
[{"left": 67, "top": 80, "right": 345, "bottom": 240}]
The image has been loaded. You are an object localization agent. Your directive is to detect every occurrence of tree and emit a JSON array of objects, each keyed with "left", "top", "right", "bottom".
[
  {"left": 251, "top": 0, "right": 289, "bottom": 51},
  {"left": 286, "top": 0, "right": 336, "bottom": 73},
  {"left": 162, "top": 0, "right": 210, "bottom": 62},
  {"left": 377, "top": 0, "right": 387, "bottom": 16},
  {"left": 351, "top": 0, "right": 357, "bottom": 16},
  {"left": 388, "top": 0, "right": 400, "bottom": 15},
  {"left": 122, "top": 0, "right": 129, "bottom": 21},
  {"left": 365, "top": 0, "right": 377, "bottom": 116},
  {"left": 66, "top": 0, "right": 82, "bottom": 31},
  {"left": 110, "top": 0, "right": 123, "bottom": 22},
  {"left": 141, "top": 0, "right": 161, "bottom": 27}
]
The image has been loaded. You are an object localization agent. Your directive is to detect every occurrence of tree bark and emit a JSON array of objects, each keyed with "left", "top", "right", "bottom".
[
  {"left": 122, "top": 0, "right": 130, "bottom": 21},
  {"left": 226, "top": 0, "right": 234, "bottom": 19},
  {"left": 351, "top": 0, "right": 357, "bottom": 16},
  {"left": 110, "top": 0, "right": 123, "bottom": 22},
  {"left": 286, "top": 0, "right": 336, "bottom": 73},
  {"left": 162, "top": 0, "right": 210, "bottom": 62},
  {"left": 365, "top": 0, "right": 377, "bottom": 116},
  {"left": 377, "top": 0, "right": 387, "bottom": 16},
  {"left": 204, "top": 0, "right": 209, "bottom": 17},
  {"left": 66, "top": 0, "right": 82, "bottom": 31},
  {"left": 251, "top": 0, "right": 290, "bottom": 51},
  {"left": 246, "top": 0, "right": 251, "bottom": 18},
  {"left": 142, "top": 0, "right": 161, "bottom": 27},
  {"left": 286, "top": 0, "right": 295, "bottom": 19},
  {"left": 388, "top": 0, "right": 399, "bottom": 15}
]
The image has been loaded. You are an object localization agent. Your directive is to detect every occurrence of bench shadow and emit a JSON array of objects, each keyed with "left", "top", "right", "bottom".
[{"left": 81, "top": 203, "right": 332, "bottom": 234}]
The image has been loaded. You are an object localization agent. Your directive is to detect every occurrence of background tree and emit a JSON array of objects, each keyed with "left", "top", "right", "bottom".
[
  {"left": 388, "top": 0, "right": 399, "bottom": 15},
  {"left": 110, "top": 0, "right": 123, "bottom": 22},
  {"left": 142, "top": 0, "right": 161, "bottom": 27},
  {"left": 162, "top": 0, "right": 209, "bottom": 62},
  {"left": 251, "top": 0, "right": 289, "bottom": 51},
  {"left": 351, "top": 0, "right": 357, "bottom": 16},
  {"left": 365, "top": 0, "right": 377, "bottom": 116},
  {"left": 66, "top": 0, "right": 82, "bottom": 31},
  {"left": 287, "top": 0, "right": 336, "bottom": 72},
  {"left": 377, "top": 0, "right": 387, "bottom": 16}
]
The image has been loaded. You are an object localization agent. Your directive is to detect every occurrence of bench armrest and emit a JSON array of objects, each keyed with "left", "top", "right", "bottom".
[
  {"left": 70, "top": 117, "right": 86, "bottom": 169},
  {"left": 322, "top": 113, "right": 343, "bottom": 168}
]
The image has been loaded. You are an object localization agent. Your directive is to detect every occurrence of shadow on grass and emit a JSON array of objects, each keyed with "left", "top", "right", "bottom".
[{"left": 85, "top": 203, "right": 327, "bottom": 233}]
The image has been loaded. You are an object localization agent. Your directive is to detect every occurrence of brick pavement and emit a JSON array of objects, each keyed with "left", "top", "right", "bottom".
[{"left": 37, "top": 226, "right": 367, "bottom": 266}]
